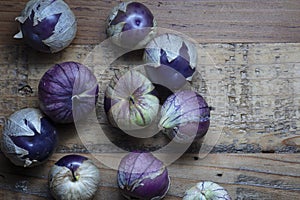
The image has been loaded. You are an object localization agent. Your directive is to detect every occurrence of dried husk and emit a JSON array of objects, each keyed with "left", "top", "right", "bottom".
[
  {"left": 105, "top": 70, "right": 159, "bottom": 130},
  {"left": 49, "top": 159, "right": 100, "bottom": 200},
  {"left": 14, "top": 0, "right": 77, "bottom": 53},
  {"left": 1, "top": 108, "right": 49, "bottom": 167},
  {"left": 106, "top": 1, "right": 157, "bottom": 49},
  {"left": 183, "top": 181, "right": 231, "bottom": 200}
]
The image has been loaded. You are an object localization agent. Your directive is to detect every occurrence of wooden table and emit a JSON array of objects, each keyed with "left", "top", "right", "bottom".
[{"left": 0, "top": 0, "right": 299, "bottom": 199}]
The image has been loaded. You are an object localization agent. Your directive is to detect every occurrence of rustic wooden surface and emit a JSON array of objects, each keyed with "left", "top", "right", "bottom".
[
  {"left": 0, "top": 0, "right": 300, "bottom": 200},
  {"left": 0, "top": 153, "right": 299, "bottom": 200},
  {"left": 1, "top": 43, "right": 299, "bottom": 154},
  {"left": 1, "top": 0, "right": 300, "bottom": 44}
]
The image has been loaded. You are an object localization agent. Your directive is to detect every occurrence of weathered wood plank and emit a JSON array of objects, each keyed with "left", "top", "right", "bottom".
[
  {"left": 0, "top": 1, "right": 300, "bottom": 199},
  {"left": 0, "top": 43, "right": 299, "bottom": 153},
  {"left": 0, "top": 0, "right": 300, "bottom": 45},
  {"left": 0, "top": 153, "right": 299, "bottom": 199}
]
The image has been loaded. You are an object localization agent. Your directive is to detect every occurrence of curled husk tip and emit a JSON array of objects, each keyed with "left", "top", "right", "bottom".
[
  {"left": 0, "top": 108, "right": 57, "bottom": 167},
  {"left": 144, "top": 33, "right": 197, "bottom": 90},
  {"left": 14, "top": 0, "right": 77, "bottom": 53}
]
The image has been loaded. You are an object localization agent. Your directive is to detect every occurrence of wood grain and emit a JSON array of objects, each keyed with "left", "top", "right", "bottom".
[
  {"left": 0, "top": 43, "right": 299, "bottom": 153},
  {"left": 0, "top": 0, "right": 300, "bottom": 199},
  {"left": 0, "top": 153, "right": 299, "bottom": 199},
  {"left": 0, "top": 0, "right": 300, "bottom": 45}
]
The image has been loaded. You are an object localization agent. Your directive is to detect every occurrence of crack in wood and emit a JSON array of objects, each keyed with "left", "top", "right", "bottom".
[{"left": 236, "top": 174, "right": 300, "bottom": 191}]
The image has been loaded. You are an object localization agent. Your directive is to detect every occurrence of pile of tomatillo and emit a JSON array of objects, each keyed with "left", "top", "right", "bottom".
[{"left": 0, "top": 0, "right": 231, "bottom": 199}]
